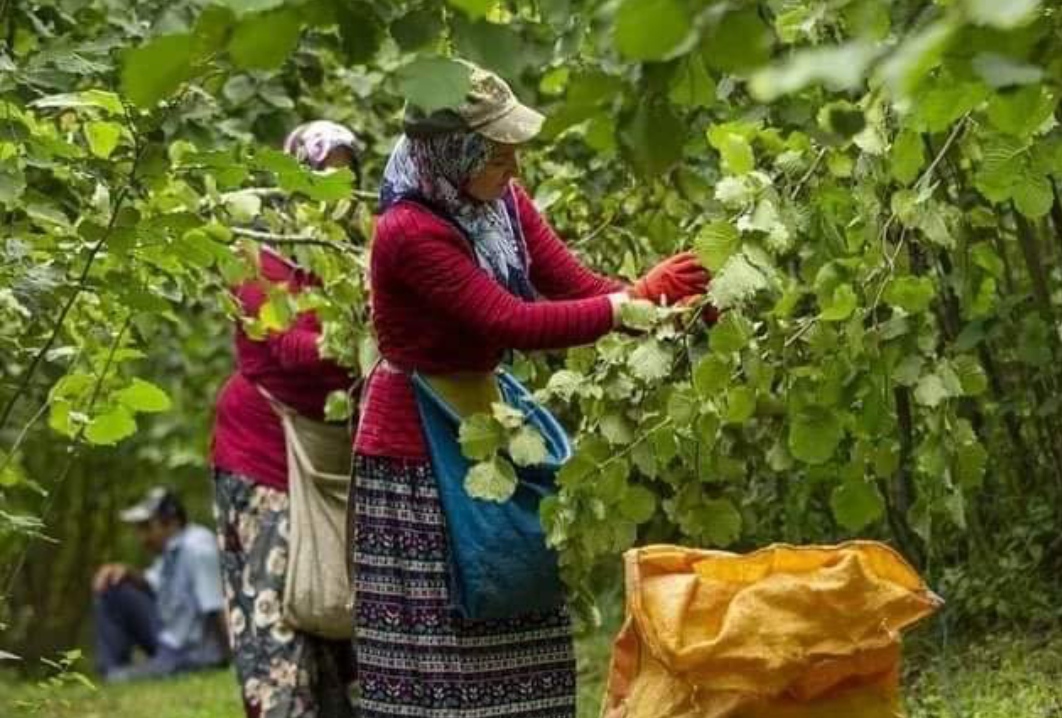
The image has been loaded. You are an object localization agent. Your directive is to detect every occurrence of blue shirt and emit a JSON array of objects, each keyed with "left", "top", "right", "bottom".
[{"left": 144, "top": 524, "right": 226, "bottom": 667}]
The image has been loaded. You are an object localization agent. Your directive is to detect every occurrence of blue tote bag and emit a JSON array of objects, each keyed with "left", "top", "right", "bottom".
[{"left": 411, "top": 369, "right": 570, "bottom": 620}]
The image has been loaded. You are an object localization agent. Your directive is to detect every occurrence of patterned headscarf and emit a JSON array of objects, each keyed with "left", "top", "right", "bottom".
[
  {"left": 283, "top": 120, "right": 360, "bottom": 173},
  {"left": 379, "top": 134, "right": 535, "bottom": 300}
]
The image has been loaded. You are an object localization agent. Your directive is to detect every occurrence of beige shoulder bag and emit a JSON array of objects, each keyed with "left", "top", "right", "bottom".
[{"left": 258, "top": 386, "right": 354, "bottom": 640}]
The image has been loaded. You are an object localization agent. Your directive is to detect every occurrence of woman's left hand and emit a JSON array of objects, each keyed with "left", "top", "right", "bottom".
[{"left": 630, "top": 252, "right": 710, "bottom": 305}]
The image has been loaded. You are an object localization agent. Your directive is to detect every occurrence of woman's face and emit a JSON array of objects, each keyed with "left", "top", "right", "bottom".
[
  {"left": 321, "top": 145, "right": 356, "bottom": 170},
  {"left": 465, "top": 143, "right": 520, "bottom": 201}
]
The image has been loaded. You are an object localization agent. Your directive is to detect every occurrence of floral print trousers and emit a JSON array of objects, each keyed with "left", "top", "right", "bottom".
[{"left": 213, "top": 470, "right": 355, "bottom": 718}]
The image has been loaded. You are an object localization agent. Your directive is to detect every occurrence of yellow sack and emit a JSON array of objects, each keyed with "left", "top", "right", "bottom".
[{"left": 601, "top": 542, "right": 942, "bottom": 718}]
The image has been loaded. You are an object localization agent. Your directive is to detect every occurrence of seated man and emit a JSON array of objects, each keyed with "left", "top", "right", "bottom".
[{"left": 92, "top": 487, "right": 229, "bottom": 681}]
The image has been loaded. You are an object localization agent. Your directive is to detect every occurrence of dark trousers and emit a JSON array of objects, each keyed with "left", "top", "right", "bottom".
[{"left": 93, "top": 582, "right": 181, "bottom": 681}]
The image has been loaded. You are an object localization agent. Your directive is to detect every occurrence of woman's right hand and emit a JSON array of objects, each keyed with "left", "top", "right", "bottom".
[{"left": 630, "top": 252, "right": 710, "bottom": 305}]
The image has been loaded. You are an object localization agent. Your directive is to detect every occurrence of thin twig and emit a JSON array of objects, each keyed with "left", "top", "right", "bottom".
[
  {"left": 789, "top": 148, "right": 828, "bottom": 200},
  {"left": 785, "top": 317, "right": 818, "bottom": 348},
  {"left": 220, "top": 187, "right": 378, "bottom": 202},
  {"left": 231, "top": 227, "right": 360, "bottom": 255},
  {"left": 915, "top": 115, "right": 969, "bottom": 191},
  {"left": 572, "top": 213, "right": 617, "bottom": 249},
  {"left": 2, "top": 318, "right": 130, "bottom": 601}
]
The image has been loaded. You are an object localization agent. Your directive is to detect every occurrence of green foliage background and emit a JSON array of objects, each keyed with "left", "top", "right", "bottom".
[{"left": 3, "top": 0, "right": 1062, "bottom": 663}]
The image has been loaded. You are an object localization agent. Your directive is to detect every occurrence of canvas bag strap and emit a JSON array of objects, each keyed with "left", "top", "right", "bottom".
[{"left": 254, "top": 384, "right": 349, "bottom": 480}]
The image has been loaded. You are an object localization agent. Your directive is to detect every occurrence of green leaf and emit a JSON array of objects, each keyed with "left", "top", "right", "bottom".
[
  {"left": 491, "top": 402, "right": 525, "bottom": 430},
  {"left": 952, "top": 355, "right": 988, "bottom": 397},
  {"left": 336, "top": 1, "right": 384, "bottom": 64},
  {"left": 544, "top": 370, "right": 583, "bottom": 402},
  {"left": 724, "top": 386, "right": 756, "bottom": 425},
  {"left": 304, "top": 169, "right": 357, "bottom": 202},
  {"left": 0, "top": 166, "right": 27, "bottom": 206},
  {"left": 628, "top": 340, "right": 673, "bottom": 382},
  {"left": 1018, "top": 315, "right": 1051, "bottom": 366},
  {"left": 509, "top": 425, "right": 548, "bottom": 467},
  {"left": 669, "top": 55, "right": 715, "bottom": 109},
  {"left": 620, "top": 486, "right": 657, "bottom": 523},
  {"left": 750, "top": 41, "right": 878, "bottom": 101},
  {"left": 971, "top": 243, "right": 1005, "bottom": 279},
  {"left": 85, "top": 407, "right": 137, "bottom": 445},
  {"left": 228, "top": 8, "right": 301, "bottom": 70},
  {"left": 986, "top": 85, "right": 1057, "bottom": 138},
  {"left": 892, "top": 355, "right": 924, "bottom": 387},
  {"left": 789, "top": 406, "right": 844, "bottom": 465},
  {"left": 890, "top": 130, "right": 925, "bottom": 185},
  {"left": 914, "top": 373, "right": 949, "bottom": 408},
  {"left": 453, "top": 18, "right": 525, "bottom": 79},
  {"left": 880, "top": 20, "right": 956, "bottom": 98},
  {"left": 324, "top": 391, "right": 354, "bottom": 422},
  {"left": 694, "top": 355, "right": 730, "bottom": 397},
  {"left": 820, "top": 284, "right": 858, "bottom": 322},
  {"left": 694, "top": 221, "right": 740, "bottom": 272},
  {"left": 963, "top": 0, "right": 1041, "bottom": 29},
  {"left": 707, "top": 254, "right": 768, "bottom": 310},
  {"left": 613, "top": 0, "right": 691, "bottom": 62},
  {"left": 219, "top": 0, "right": 285, "bottom": 14},
  {"left": 692, "top": 498, "right": 743, "bottom": 546},
  {"left": 224, "top": 191, "right": 261, "bottom": 223},
  {"left": 193, "top": 4, "right": 236, "bottom": 55},
  {"left": 667, "top": 387, "right": 697, "bottom": 425},
  {"left": 600, "top": 412, "right": 635, "bottom": 446},
  {"left": 31, "top": 89, "right": 124, "bottom": 115},
  {"left": 619, "top": 98, "right": 685, "bottom": 178},
  {"left": 710, "top": 313, "right": 750, "bottom": 355},
  {"left": 1013, "top": 171, "right": 1053, "bottom": 218},
  {"left": 830, "top": 479, "right": 884, "bottom": 532},
  {"left": 884, "top": 276, "right": 936, "bottom": 314},
  {"left": 702, "top": 8, "right": 772, "bottom": 74},
  {"left": 955, "top": 440, "right": 988, "bottom": 488},
  {"left": 974, "top": 133, "right": 1027, "bottom": 202},
  {"left": 258, "top": 295, "right": 293, "bottom": 331},
  {"left": 120, "top": 34, "right": 196, "bottom": 108},
  {"left": 84, "top": 121, "right": 122, "bottom": 159},
  {"left": 707, "top": 126, "right": 755, "bottom": 175},
  {"left": 395, "top": 57, "right": 473, "bottom": 113},
  {"left": 391, "top": 7, "right": 444, "bottom": 51},
  {"left": 116, "top": 379, "right": 172, "bottom": 414},
  {"left": 459, "top": 414, "right": 506, "bottom": 461},
  {"left": 619, "top": 300, "right": 659, "bottom": 331},
  {"left": 910, "top": 77, "right": 989, "bottom": 133},
  {"left": 465, "top": 457, "right": 518, "bottom": 502},
  {"left": 972, "top": 53, "right": 1044, "bottom": 88},
  {"left": 447, "top": 0, "right": 493, "bottom": 19}
]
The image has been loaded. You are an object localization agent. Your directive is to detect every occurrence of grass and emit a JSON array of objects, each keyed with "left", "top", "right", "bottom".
[{"left": 3, "top": 629, "right": 1061, "bottom": 718}]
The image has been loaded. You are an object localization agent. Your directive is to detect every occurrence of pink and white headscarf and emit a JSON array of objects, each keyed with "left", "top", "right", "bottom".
[{"left": 282, "top": 120, "right": 359, "bottom": 171}]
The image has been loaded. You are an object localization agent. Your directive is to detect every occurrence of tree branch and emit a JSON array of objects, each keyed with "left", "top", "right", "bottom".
[{"left": 231, "top": 226, "right": 360, "bottom": 255}]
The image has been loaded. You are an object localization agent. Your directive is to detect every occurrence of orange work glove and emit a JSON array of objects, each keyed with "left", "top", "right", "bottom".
[{"left": 630, "top": 251, "right": 710, "bottom": 305}]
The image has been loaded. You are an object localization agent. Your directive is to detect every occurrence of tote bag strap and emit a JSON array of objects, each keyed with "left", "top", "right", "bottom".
[{"left": 254, "top": 384, "right": 350, "bottom": 481}]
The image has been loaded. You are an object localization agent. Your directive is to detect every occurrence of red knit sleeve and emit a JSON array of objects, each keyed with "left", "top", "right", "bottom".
[
  {"left": 380, "top": 206, "right": 616, "bottom": 351},
  {"left": 512, "top": 184, "right": 625, "bottom": 300},
  {"left": 235, "top": 280, "right": 331, "bottom": 371}
]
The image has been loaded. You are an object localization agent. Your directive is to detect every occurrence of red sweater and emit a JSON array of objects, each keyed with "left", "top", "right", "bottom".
[
  {"left": 356, "top": 184, "right": 622, "bottom": 459},
  {"left": 211, "top": 248, "right": 356, "bottom": 490}
]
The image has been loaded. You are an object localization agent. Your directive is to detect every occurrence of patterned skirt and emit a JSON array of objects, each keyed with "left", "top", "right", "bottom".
[
  {"left": 351, "top": 455, "right": 577, "bottom": 718},
  {"left": 213, "top": 470, "right": 356, "bottom": 718}
]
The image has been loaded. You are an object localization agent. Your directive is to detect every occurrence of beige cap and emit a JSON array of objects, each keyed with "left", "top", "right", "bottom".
[{"left": 404, "top": 60, "right": 545, "bottom": 144}]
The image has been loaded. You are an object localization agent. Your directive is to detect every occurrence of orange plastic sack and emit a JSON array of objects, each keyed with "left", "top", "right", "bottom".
[{"left": 601, "top": 542, "right": 942, "bottom": 718}]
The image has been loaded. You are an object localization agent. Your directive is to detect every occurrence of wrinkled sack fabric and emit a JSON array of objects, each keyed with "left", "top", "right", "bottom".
[{"left": 602, "top": 542, "right": 943, "bottom": 718}]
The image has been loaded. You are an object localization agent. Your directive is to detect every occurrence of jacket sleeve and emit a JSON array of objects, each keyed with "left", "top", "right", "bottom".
[
  {"left": 380, "top": 207, "right": 616, "bottom": 351},
  {"left": 513, "top": 184, "right": 626, "bottom": 300}
]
